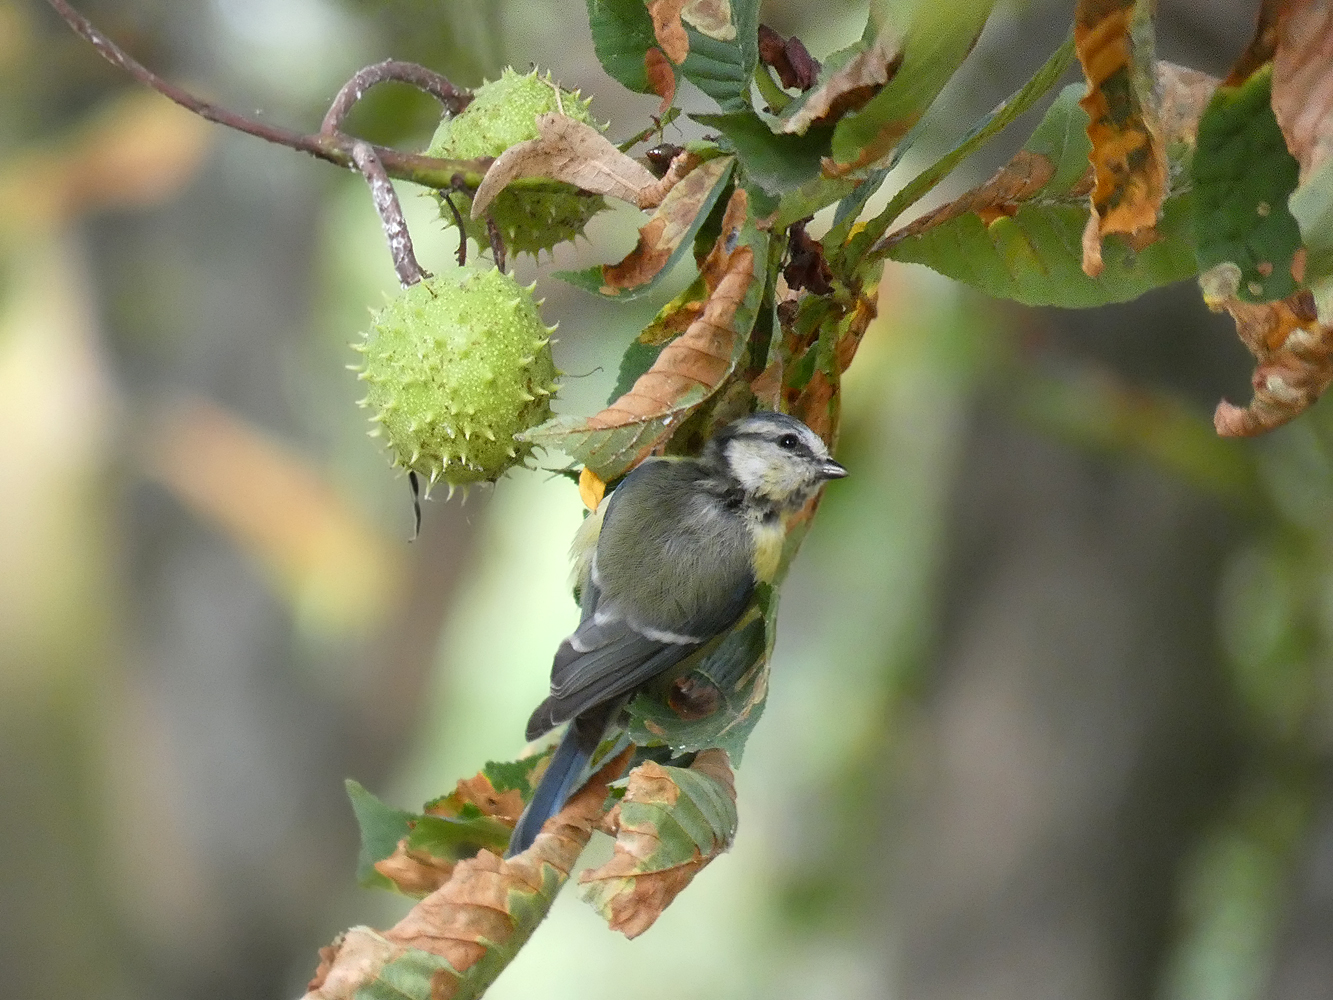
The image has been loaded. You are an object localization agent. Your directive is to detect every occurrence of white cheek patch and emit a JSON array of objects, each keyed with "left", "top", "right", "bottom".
[{"left": 726, "top": 441, "right": 772, "bottom": 493}]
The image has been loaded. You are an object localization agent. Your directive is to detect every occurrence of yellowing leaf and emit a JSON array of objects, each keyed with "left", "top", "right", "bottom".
[
  {"left": 471, "top": 113, "right": 659, "bottom": 218},
  {"left": 578, "top": 466, "right": 606, "bottom": 511},
  {"left": 1074, "top": 0, "right": 1167, "bottom": 276},
  {"left": 682, "top": 0, "right": 737, "bottom": 41},
  {"left": 579, "top": 750, "right": 737, "bottom": 938}
]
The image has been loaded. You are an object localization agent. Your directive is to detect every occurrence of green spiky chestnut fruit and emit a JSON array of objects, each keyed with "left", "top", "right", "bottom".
[
  {"left": 354, "top": 267, "right": 559, "bottom": 490},
  {"left": 428, "top": 67, "right": 606, "bottom": 257}
]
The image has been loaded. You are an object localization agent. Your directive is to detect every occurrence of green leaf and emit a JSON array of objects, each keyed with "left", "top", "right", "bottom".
[
  {"left": 693, "top": 110, "right": 831, "bottom": 193},
  {"left": 345, "top": 779, "right": 413, "bottom": 890},
  {"left": 840, "top": 33, "right": 1076, "bottom": 265},
  {"left": 406, "top": 814, "right": 511, "bottom": 859},
  {"left": 555, "top": 156, "right": 735, "bottom": 299},
  {"left": 586, "top": 0, "right": 660, "bottom": 94},
  {"left": 1192, "top": 64, "right": 1303, "bottom": 303},
  {"left": 479, "top": 755, "right": 548, "bottom": 798},
  {"left": 679, "top": 0, "right": 760, "bottom": 112},
  {"left": 609, "top": 338, "right": 665, "bottom": 404},
  {"left": 884, "top": 83, "right": 1201, "bottom": 307},
  {"left": 830, "top": 0, "right": 996, "bottom": 170}
]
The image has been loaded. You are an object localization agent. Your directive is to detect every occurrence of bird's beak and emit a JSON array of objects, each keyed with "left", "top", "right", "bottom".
[{"left": 820, "top": 459, "right": 848, "bottom": 480}]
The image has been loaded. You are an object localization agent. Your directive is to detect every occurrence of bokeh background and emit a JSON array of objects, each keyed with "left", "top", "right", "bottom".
[{"left": 5, "top": 1, "right": 1333, "bottom": 998}]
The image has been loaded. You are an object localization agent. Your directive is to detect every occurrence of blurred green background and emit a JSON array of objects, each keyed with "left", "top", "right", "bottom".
[{"left": 5, "top": 1, "right": 1333, "bottom": 999}]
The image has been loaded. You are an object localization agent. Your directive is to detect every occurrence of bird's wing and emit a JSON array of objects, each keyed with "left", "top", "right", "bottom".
[{"left": 526, "top": 613, "right": 699, "bottom": 741}]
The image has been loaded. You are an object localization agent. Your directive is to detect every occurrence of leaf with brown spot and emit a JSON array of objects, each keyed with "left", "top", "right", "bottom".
[
  {"left": 1202, "top": 270, "right": 1333, "bottom": 436},
  {"left": 346, "top": 756, "right": 550, "bottom": 895},
  {"left": 648, "top": 0, "right": 689, "bottom": 63},
  {"left": 578, "top": 750, "right": 737, "bottom": 938},
  {"left": 644, "top": 46, "right": 677, "bottom": 112},
  {"left": 526, "top": 188, "right": 769, "bottom": 479},
  {"left": 1074, "top": 0, "right": 1168, "bottom": 277},
  {"left": 681, "top": 0, "right": 737, "bottom": 41},
  {"left": 471, "top": 113, "right": 659, "bottom": 218},
  {"left": 305, "top": 750, "right": 632, "bottom": 1000},
  {"left": 557, "top": 155, "right": 734, "bottom": 299}
]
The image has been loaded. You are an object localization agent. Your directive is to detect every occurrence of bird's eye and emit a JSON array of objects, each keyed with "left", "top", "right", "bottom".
[{"left": 777, "top": 433, "right": 800, "bottom": 450}]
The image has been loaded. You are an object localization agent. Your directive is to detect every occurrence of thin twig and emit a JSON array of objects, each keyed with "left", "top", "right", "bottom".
[
  {"left": 351, "top": 141, "right": 430, "bottom": 287},
  {"left": 321, "top": 59, "right": 472, "bottom": 135},
  {"left": 441, "top": 193, "right": 468, "bottom": 266},
  {"left": 485, "top": 214, "right": 507, "bottom": 274},
  {"left": 44, "top": 0, "right": 492, "bottom": 190}
]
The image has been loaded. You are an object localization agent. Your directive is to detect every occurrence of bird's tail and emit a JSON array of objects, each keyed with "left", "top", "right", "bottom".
[{"left": 506, "top": 722, "right": 591, "bottom": 857}]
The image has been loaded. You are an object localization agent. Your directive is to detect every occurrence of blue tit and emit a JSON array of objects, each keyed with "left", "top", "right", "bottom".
[{"left": 506, "top": 411, "right": 847, "bottom": 856}]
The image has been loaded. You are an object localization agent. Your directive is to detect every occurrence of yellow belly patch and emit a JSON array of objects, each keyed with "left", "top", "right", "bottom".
[{"left": 749, "top": 517, "right": 786, "bottom": 584}]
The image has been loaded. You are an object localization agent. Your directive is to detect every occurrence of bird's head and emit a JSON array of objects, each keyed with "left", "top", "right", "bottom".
[{"left": 706, "top": 412, "right": 847, "bottom": 512}]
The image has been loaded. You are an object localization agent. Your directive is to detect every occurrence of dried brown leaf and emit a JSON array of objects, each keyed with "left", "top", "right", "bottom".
[
  {"left": 589, "top": 189, "right": 754, "bottom": 428},
  {"left": 1271, "top": 0, "right": 1333, "bottom": 182},
  {"left": 305, "top": 749, "right": 632, "bottom": 1000},
  {"left": 1074, "top": 0, "right": 1168, "bottom": 276},
  {"left": 780, "top": 35, "right": 901, "bottom": 135},
  {"left": 579, "top": 750, "right": 736, "bottom": 939},
  {"left": 648, "top": 0, "right": 690, "bottom": 64},
  {"left": 471, "top": 113, "right": 659, "bottom": 218},
  {"left": 644, "top": 46, "right": 677, "bottom": 114},
  {"left": 601, "top": 155, "right": 731, "bottom": 292},
  {"left": 1202, "top": 268, "right": 1332, "bottom": 436},
  {"left": 373, "top": 840, "right": 455, "bottom": 896}
]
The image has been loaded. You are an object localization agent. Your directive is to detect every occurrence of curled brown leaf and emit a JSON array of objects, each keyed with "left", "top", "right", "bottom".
[
  {"left": 1202, "top": 268, "right": 1332, "bottom": 436},
  {"left": 471, "top": 113, "right": 659, "bottom": 218}
]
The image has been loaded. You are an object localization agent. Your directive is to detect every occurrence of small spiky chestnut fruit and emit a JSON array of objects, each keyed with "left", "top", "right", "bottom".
[
  {"left": 428, "top": 67, "right": 606, "bottom": 256},
  {"left": 354, "top": 267, "right": 559, "bottom": 490}
]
